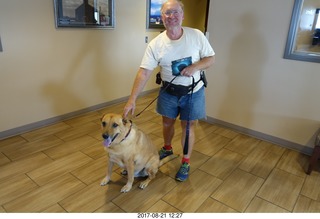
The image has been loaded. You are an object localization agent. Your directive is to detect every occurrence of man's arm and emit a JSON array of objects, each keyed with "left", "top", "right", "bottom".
[
  {"left": 180, "top": 56, "right": 215, "bottom": 77},
  {"left": 123, "top": 67, "right": 153, "bottom": 117}
]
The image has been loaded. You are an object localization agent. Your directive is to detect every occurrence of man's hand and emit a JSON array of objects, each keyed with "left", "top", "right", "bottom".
[
  {"left": 180, "top": 65, "right": 198, "bottom": 77},
  {"left": 123, "top": 100, "right": 135, "bottom": 118}
]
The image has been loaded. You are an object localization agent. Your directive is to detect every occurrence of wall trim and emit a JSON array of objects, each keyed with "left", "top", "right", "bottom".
[
  {"left": 0, "top": 88, "right": 314, "bottom": 156},
  {"left": 204, "top": 117, "right": 313, "bottom": 156},
  {"left": 0, "top": 89, "right": 158, "bottom": 140}
]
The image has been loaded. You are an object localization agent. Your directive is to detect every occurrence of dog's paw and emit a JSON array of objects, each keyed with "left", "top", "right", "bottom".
[
  {"left": 139, "top": 179, "right": 151, "bottom": 189},
  {"left": 100, "top": 177, "right": 110, "bottom": 186},
  {"left": 120, "top": 184, "right": 132, "bottom": 193}
]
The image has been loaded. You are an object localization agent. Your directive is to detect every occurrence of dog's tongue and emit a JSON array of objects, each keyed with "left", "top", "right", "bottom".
[{"left": 103, "top": 138, "right": 112, "bottom": 147}]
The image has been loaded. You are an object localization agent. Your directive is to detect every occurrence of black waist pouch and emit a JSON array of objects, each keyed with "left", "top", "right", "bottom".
[
  {"left": 162, "top": 81, "right": 193, "bottom": 97},
  {"left": 161, "top": 71, "right": 207, "bottom": 97}
]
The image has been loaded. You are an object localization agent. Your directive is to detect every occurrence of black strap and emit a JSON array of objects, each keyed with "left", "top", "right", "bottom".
[
  {"left": 135, "top": 71, "right": 206, "bottom": 118},
  {"left": 183, "top": 76, "right": 195, "bottom": 155},
  {"left": 135, "top": 76, "right": 177, "bottom": 117}
]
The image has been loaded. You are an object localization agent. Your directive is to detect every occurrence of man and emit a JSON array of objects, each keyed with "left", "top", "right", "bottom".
[{"left": 123, "top": 0, "right": 215, "bottom": 181}]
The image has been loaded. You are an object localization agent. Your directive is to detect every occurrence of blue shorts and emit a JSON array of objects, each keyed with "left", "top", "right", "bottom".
[{"left": 156, "top": 86, "right": 206, "bottom": 121}]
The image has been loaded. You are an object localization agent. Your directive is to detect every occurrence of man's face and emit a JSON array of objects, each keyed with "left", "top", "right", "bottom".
[{"left": 161, "top": 1, "right": 184, "bottom": 29}]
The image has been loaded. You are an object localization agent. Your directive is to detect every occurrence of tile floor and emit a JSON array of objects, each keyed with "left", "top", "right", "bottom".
[{"left": 1, "top": 91, "right": 320, "bottom": 213}]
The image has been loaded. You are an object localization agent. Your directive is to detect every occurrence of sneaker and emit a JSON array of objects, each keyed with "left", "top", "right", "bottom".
[
  {"left": 175, "top": 162, "right": 190, "bottom": 182},
  {"left": 159, "top": 147, "right": 173, "bottom": 160}
]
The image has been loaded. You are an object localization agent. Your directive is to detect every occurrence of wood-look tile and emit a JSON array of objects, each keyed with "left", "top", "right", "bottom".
[
  {"left": 195, "top": 197, "right": 237, "bottom": 213},
  {"left": 0, "top": 206, "right": 5, "bottom": 212},
  {"left": 225, "top": 134, "right": 260, "bottom": 156},
  {"left": 213, "top": 126, "right": 239, "bottom": 139},
  {"left": 3, "top": 135, "right": 64, "bottom": 161},
  {"left": 27, "top": 152, "right": 93, "bottom": 186},
  {"left": 148, "top": 113, "right": 163, "bottom": 125},
  {"left": 80, "top": 141, "right": 106, "bottom": 160},
  {"left": 43, "top": 135, "right": 99, "bottom": 160},
  {"left": 238, "top": 141, "right": 285, "bottom": 179},
  {"left": 138, "top": 121, "right": 162, "bottom": 135},
  {"left": 113, "top": 172, "right": 178, "bottom": 212},
  {"left": 0, "top": 136, "right": 27, "bottom": 152},
  {"left": 162, "top": 170, "right": 223, "bottom": 212},
  {"left": 293, "top": 195, "right": 320, "bottom": 212},
  {"left": 257, "top": 168, "right": 304, "bottom": 211},
  {"left": 0, "top": 174, "right": 38, "bottom": 205},
  {"left": 147, "top": 200, "right": 181, "bottom": 212},
  {"left": 195, "top": 121, "right": 219, "bottom": 141},
  {"left": 71, "top": 155, "right": 108, "bottom": 185},
  {"left": 148, "top": 133, "right": 165, "bottom": 148},
  {"left": 0, "top": 152, "right": 52, "bottom": 180},
  {"left": 245, "top": 197, "right": 289, "bottom": 212},
  {"left": 276, "top": 150, "right": 309, "bottom": 178},
  {"left": 42, "top": 204, "right": 67, "bottom": 213},
  {"left": 195, "top": 133, "right": 231, "bottom": 157},
  {"left": 0, "top": 152, "right": 10, "bottom": 166},
  {"left": 20, "top": 122, "right": 71, "bottom": 142},
  {"left": 300, "top": 171, "right": 320, "bottom": 201},
  {"left": 199, "top": 149, "right": 243, "bottom": 180},
  {"left": 189, "top": 151, "right": 211, "bottom": 172},
  {"left": 87, "top": 127, "right": 103, "bottom": 141},
  {"left": 55, "top": 122, "right": 100, "bottom": 141},
  {"left": 0, "top": 90, "right": 317, "bottom": 213},
  {"left": 3, "top": 174, "right": 86, "bottom": 212},
  {"left": 59, "top": 174, "right": 124, "bottom": 212},
  {"left": 211, "top": 169, "right": 264, "bottom": 212},
  {"left": 94, "top": 202, "right": 125, "bottom": 213}
]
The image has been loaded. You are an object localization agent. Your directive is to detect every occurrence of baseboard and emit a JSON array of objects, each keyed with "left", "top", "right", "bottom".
[
  {"left": 0, "top": 89, "right": 313, "bottom": 156},
  {"left": 0, "top": 89, "right": 158, "bottom": 140},
  {"left": 204, "top": 117, "right": 313, "bottom": 156}
]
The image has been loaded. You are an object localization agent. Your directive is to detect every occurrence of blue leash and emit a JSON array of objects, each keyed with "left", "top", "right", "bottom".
[
  {"left": 183, "top": 77, "right": 195, "bottom": 155},
  {"left": 134, "top": 74, "right": 196, "bottom": 156}
]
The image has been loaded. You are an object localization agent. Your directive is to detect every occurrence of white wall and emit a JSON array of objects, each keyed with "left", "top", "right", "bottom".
[
  {"left": 206, "top": 0, "right": 320, "bottom": 149},
  {"left": 1, "top": 0, "right": 319, "bottom": 152},
  {"left": 0, "top": 0, "right": 160, "bottom": 133}
]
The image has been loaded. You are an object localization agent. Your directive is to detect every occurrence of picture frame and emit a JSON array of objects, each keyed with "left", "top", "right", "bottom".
[
  {"left": 53, "top": 0, "right": 115, "bottom": 29},
  {"left": 146, "top": 0, "right": 166, "bottom": 29}
]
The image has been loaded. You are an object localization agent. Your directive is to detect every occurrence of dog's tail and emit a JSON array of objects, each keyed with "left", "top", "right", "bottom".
[{"left": 159, "top": 154, "right": 179, "bottom": 166}]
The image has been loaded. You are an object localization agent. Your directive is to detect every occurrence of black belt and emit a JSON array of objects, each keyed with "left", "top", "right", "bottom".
[
  {"left": 160, "top": 71, "right": 207, "bottom": 97},
  {"left": 162, "top": 78, "right": 202, "bottom": 97},
  {"left": 162, "top": 81, "right": 195, "bottom": 97}
]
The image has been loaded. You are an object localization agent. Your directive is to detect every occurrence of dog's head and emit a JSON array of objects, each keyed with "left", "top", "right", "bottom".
[{"left": 101, "top": 113, "right": 131, "bottom": 148}]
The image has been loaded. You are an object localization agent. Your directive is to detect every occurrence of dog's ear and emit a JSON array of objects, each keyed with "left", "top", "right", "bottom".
[
  {"left": 101, "top": 114, "right": 108, "bottom": 128},
  {"left": 100, "top": 114, "right": 105, "bottom": 121}
]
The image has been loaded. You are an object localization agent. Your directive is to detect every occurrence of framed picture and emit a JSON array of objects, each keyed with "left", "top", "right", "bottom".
[
  {"left": 146, "top": 0, "right": 166, "bottom": 29},
  {"left": 53, "top": 0, "right": 115, "bottom": 29}
]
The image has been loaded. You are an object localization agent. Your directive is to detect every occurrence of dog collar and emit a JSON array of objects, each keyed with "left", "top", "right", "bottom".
[{"left": 120, "top": 120, "right": 132, "bottom": 143}]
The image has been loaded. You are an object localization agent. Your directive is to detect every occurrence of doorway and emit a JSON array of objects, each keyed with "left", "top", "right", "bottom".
[{"left": 182, "top": 0, "right": 210, "bottom": 33}]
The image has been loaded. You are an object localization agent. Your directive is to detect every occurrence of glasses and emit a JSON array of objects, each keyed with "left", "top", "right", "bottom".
[{"left": 162, "top": 10, "right": 182, "bottom": 17}]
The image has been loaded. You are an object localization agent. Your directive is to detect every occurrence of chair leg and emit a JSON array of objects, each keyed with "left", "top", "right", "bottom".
[{"left": 307, "top": 145, "right": 320, "bottom": 175}]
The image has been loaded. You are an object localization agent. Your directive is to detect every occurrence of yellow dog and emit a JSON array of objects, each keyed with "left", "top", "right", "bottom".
[{"left": 100, "top": 113, "right": 177, "bottom": 192}]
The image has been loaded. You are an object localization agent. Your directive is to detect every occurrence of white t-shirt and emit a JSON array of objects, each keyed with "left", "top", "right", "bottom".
[{"left": 140, "top": 27, "right": 215, "bottom": 92}]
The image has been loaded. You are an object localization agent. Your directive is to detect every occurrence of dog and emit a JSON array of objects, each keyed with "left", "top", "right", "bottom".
[{"left": 100, "top": 113, "right": 177, "bottom": 193}]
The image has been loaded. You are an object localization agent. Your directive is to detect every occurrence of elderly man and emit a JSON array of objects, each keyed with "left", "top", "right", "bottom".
[{"left": 123, "top": 0, "right": 215, "bottom": 181}]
